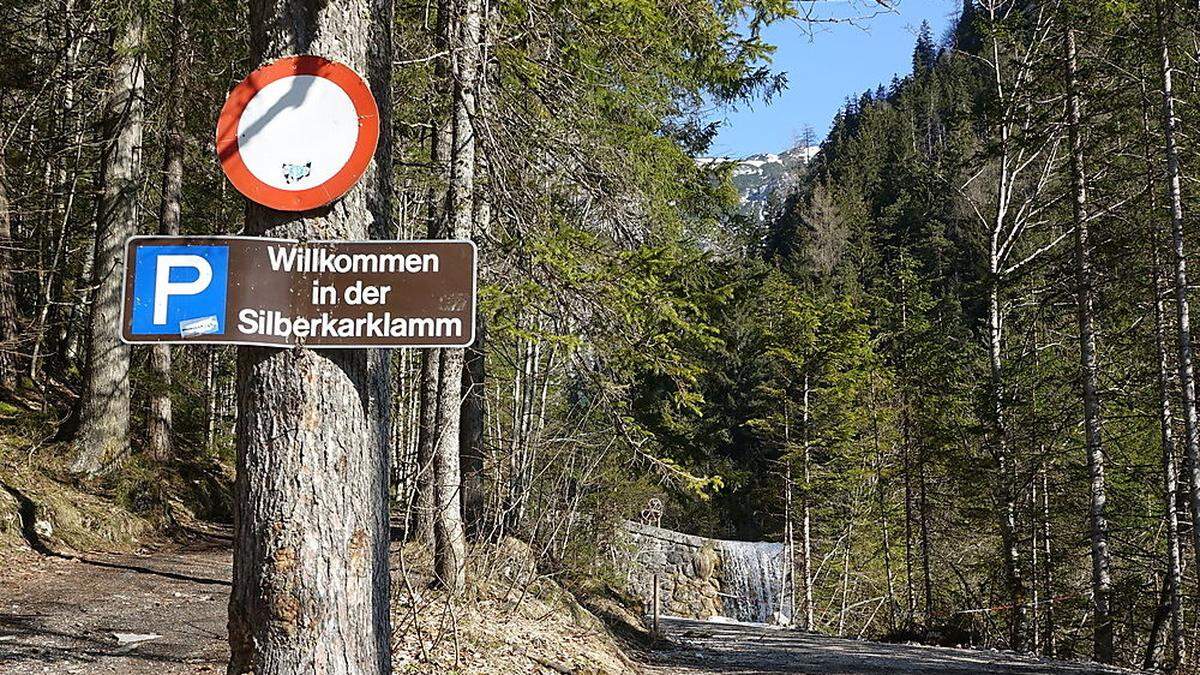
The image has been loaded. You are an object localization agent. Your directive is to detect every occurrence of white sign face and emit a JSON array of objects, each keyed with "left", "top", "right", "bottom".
[
  {"left": 216, "top": 56, "right": 380, "bottom": 211},
  {"left": 236, "top": 75, "right": 360, "bottom": 191}
]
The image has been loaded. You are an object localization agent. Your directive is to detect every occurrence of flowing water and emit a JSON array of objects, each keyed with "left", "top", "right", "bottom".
[{"left": 716, "top": 539, "right": 787, "bottom": 623}]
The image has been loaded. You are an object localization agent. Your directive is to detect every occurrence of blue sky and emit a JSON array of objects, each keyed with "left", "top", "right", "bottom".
[{"left": 707, "top": 0, "right": 962, "bottom": 157}]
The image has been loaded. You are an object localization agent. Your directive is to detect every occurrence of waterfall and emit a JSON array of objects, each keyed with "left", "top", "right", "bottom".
[{"left": 717, "top": 539, "right": 787, "bottom": 623}]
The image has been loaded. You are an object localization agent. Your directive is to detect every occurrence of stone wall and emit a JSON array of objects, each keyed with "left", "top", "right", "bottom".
[
  {"left": 618, "top": 521, "right": 725, "bottom": 620},
  {"left": 618, "top": 521, "right": 788, "bottom": 623}
]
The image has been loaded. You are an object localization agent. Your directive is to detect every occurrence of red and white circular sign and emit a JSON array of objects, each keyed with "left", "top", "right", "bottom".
[{"left": 216, "top": 55, "right": 379, "bottom": 211}]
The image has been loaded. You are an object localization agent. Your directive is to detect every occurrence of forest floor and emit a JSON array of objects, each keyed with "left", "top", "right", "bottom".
[
  {"left": 0, "top": 531, "right": 1145, "bottom": 675},
  {"left": 0, "top": 526, "right": 638, "bottom": 674}
]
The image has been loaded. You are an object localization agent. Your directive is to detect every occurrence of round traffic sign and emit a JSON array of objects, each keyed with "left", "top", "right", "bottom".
[{"left": 216, "top": 55, "right": 379, "bottom": 211}]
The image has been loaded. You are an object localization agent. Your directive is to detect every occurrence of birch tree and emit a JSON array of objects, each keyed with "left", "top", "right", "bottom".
[{"left": 959, "top": 0, "right": 1063, "bottom": 650}]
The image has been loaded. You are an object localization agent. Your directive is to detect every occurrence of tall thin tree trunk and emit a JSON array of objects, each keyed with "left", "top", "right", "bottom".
[
  {"left": 902, "top": 417, "right": 916, "bottom": 625},
  {"left": 801, "top": 373, "right": 814, "bottom": 631},
  {"left": 1063, "top": 24, "right": 1112, "bottom": 663},
  {"left": 427, "top": 0, "right": 484, "bottom": 591},
  {"left": 1146, "top": 93, "right": 1185, "bottom": 672},
  {"left": 1157, "top": 0, "right": 1200, "bottom": 577},
  {"left": 459, "top": 0, "right": 492, "bottom": 541},
  {"left": 227, "top": 0, "right": 393, "bottom": 670},
  {"left": 204, "top": 347, "right": 218, "bottom": 449},
  {"left": 0, "top": 153, "right": 17, "bottom": 392},
  {"left": 71, "top": 11, "right": 145, "bottom": 475},
  {"left": 460, "top": 304, "right": 486, "bottom": 538},
  {"left": 1039, "top": 469, "right": 1055, "bottom": 656},
  {"left": 413, "top": 101, "right": 451, "bottom": 545},
  {"left": 989, "top": 279, "right": 1025, "bottom": 652},
  {"left": 918, "top": 445, "right": 932, "bottom": 623},
  {"left": 839, "top": 521, "right": 852, "bottom": 637},
  {"left": 413, "top": 2, "right": 454, "bottom": 545},
  {"left": 413, "top": 350, "right": 439, "bottom": 544},
  {"left": 148, "top": 0, "right": 188, "bottom": 463},
  {"left": 871, "top": 383, "right": 897, "bottom": 632},
  {"left": 784, "top": 410, "right": 796, "bottom": 625}
]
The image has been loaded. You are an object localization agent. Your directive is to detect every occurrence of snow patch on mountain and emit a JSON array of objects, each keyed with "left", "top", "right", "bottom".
[{"left": 699, "top": 145, "right": 818, "bottom": 221}]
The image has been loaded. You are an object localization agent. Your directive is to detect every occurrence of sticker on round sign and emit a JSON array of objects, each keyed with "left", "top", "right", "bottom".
[{"left": 216, "top": 55, "right": 379, "bottom": 211}]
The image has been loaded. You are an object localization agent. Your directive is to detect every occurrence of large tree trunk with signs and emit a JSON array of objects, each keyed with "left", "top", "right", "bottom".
[
  {"left": 148, "top": 0, "right": 188, "bottom": 463},
  {"left": 71, "top": 11, "right": 145, "bottom": 475},
  {"left": 226, "top": 0, "right": 393, "bottom": 671}
]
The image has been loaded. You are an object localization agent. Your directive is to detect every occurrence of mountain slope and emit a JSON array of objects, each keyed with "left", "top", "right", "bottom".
[{"left": 702, "top": 144, "right": 817, "bottom": 220}]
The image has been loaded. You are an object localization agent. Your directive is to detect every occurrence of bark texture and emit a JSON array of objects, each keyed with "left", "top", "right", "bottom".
[
  {"left": 227, "top": 0, "right": 393, "bottom": 671},
  {"left": 72, "top": 11, "right": 145, "bottom": 475}
]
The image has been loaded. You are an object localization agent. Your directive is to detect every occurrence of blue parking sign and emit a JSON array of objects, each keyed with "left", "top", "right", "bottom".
[{"left": 129, "top": 245, "right": 229, "bottom": 336}]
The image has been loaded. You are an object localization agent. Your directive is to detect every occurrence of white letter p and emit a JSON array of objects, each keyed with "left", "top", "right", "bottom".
[{"left": 154, "top": 255, "right": 213, "bottom": 325}]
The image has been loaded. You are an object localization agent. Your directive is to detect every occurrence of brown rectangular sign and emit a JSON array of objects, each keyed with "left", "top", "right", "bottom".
[{"left": 120, "top": 236, "right": 476, "bottom": 348}]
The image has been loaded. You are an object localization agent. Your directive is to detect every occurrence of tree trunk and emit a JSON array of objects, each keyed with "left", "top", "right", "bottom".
[
  {"left": 1157, "top": 0, "right": 1200, "bottom": 578},
  {"left": 801, "top": 373, "right": 814, "bottom": 632},
  {"left": 0, "top": 152, "right": 17, "bottom": 392},
  {"left": 227, "top": 0, "right": 393, "bottom": 670},
  {"left": 902, "top": 414, "right": 916, "bottom": 625},
  {"left": 1146, "top": 94, "right": 1185, "bottom": 672},
  {"left": 460, "top": 314, "right": 486, "bottom": 537},
  {"left": 148, "top": 0, "right": 188, "bottom": 463},
  {"left": 1063, "top": 24, "right": 1112, "bottom": 663},
  {"left": 432, "top": 346, "right": 466, "bottom": 591},
  {"left": 413, "top": 0, "right": 453, "bottom": 546},
  {"left": 426, "top": 0, "right": 483, "bottom": 592},
  {"left": 839, "top": 522, "right": 852, "bottom": 637},
  {"left": 71, "top": 12, "right": 145, "bottom": 475},
  {"left": 204, "top": 347, "right": 218, "bottom": 449},
  {"left": 1039, "top": 469, "right": 1055, "bottom": 657},
  {"left": 987, "top": 277, "right": 1025, "bottom": 652},
  {"left": 459, "top": 0, "right": 492, "bottom": 541},
  {"left": 918, "top": 445, "right": 932, "bottom": 623},
  {"left": 413, "top": 350, "right": 439, "bottom": 545},
  {"left": 870, "top": 383, "right": 897, "bottom": 632}
]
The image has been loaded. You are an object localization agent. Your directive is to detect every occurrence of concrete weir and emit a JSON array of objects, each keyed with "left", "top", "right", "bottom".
[{"left": 619, "top": 521, "right": 787, "bottom": 624}]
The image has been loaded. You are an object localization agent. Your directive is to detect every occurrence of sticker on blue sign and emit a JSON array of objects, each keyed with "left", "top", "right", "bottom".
[
  {"left": 179, "top": 316, "right": 221, "bottom": 338},
  {"left": 120, "top": 235, "right": 477, "bottom": 349}
]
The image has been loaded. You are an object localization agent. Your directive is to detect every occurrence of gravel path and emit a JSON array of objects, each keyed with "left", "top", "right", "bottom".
[
  {"left": 0, "top": 537, "right": 230, "bottom": 674},
  {"left": 642, "top": 616, "right": 1140, "bottom": 675}
]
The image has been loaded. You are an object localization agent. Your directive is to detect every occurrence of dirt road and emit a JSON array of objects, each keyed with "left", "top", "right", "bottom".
[
  {"left": 1, "top": 543, "right": 1141, "bottom": 675},
  {"left": 0, "top": 541, "right": 229, "bottom": 674},
  {"left": 643, "top": 616, "right": 1138, "bottom": 675}
]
